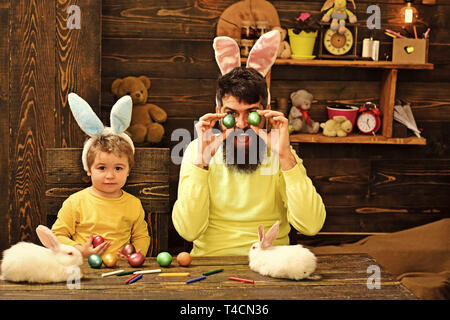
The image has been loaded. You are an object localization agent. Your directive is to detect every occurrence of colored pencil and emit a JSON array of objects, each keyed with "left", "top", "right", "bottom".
[
  {"left": 384, "top": 32, "right": 397, "bottom": 39},
  {"left": 186, "top": 275, "right": 206, "bottom": 284},
  {"left": 424, "top": 28, "right": 430, "bottom": 39},
  {"left": 228, "top": 276, "right": 255, "bottom": 284},
  {"left": 385, "top": 29, "right": 407, "bottom": 39},
  {"left": 116, "top": 270, "right": 141, "bottom": 276},
  {"left": 159, "top": 273, "right": 190, "bottom": 277},
  {"left": 133, "top": 269, "right": 161, "bottom": 275},
  {"left": 128, "top": 274, "right": 143, "bottom": 284},
  {"left": 125, "top": 274, "right": 140, "bottom": 284},
  {"left": 413, "top": 25, "right": 418, "bottom": 39},
  {"left": 203, "top": 269, "right": 224, "bottom": 276},
  {"left": 101, "top": 269, "right": 124, "bottom": 277}
]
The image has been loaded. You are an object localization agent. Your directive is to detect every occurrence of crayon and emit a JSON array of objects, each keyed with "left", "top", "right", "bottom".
[
  {"left": 133, "top": 269, "right": 161, "bottom": 275},
  {"left": 125, "top": 274, "right": 140, "bottom": 284},
  {"left": 413, "top": 25, "right": 418, "bottom": 39},
  {"left": 116, "top": 270, "right": 142, "bottom": 276},
  {"left": 228, "top": 276, "right": 255, "bottom": 284},
  {"left": 203, "top": 269, "right": 224, "bottom": 276},
  {"left": 128, "top": 274, "right": 143, "bottom": 284},
  {"left": 424, "top": 28, "right": 430, "bottom": 39},
  {"left": 101, "top": 269, "right": 125, "bottom": 277},
  {"left": 186, "top": 275, "right": 206, "bottom": 284},
  {"left": 159, "top": 273, "right": 190, "bottom": 277}
]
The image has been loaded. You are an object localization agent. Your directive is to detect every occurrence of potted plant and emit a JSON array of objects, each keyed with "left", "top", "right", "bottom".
[{"left": 288, "top": 12, "right": 320, "bottom": 59}]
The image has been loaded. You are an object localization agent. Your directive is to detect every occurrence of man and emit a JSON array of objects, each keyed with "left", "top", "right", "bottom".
[{"left": 172, "top": 31, "right": 325, "bottom": 256}]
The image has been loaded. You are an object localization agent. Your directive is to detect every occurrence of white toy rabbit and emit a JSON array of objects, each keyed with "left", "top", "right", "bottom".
[
  {"left": 249, "top": 221, "right": 320, "bottom": 280},
  {"left": 0, "top": 225, "right": 83, "bottom": 283}
]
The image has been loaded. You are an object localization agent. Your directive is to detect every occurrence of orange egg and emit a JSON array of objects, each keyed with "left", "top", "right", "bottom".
[
  {"left": 102, "top": 253, "right": 117, "bottom": 268},
  {"left": 176, "top": 252, "right": 192, "bottom": 267}
]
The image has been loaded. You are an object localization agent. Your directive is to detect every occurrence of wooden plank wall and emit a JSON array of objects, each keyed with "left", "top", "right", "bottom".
[
  {"left": 101, "top": 0, "right": 450, "bottom": 251},
  {"left": 0, "top": 0, "right": 101, "bottom": 251}
]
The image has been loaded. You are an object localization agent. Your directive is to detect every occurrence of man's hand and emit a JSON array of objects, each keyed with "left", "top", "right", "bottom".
[
  {"left": 195, "top": 113, "right": 233, "bottom": 168},
  {"left": 250, "top": 110, "right": 297, "bottom": 171},
  {"left": 75, "top": 234, "right": 111, "bottom": 258}
]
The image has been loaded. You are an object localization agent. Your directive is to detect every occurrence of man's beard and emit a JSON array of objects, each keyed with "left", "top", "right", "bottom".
[{"left": 222, "top": 128, "right": 267, "bottom": 174}]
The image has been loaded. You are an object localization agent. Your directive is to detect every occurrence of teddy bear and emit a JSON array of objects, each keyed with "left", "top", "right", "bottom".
[
  {"left": 320, "top": 115, "right": 353, "bottom": 137},
  {"left": 321, "top": 0, "right": 357, "bottom": 34},
  {"left": 271, "top": 26, "right": 291, "bottom": 59},
  {"left": 288, "top": 89, "right": 320, "bottom": 134},
  {"left": 111, "top": 75, "right": 167, "bottom": 144}
]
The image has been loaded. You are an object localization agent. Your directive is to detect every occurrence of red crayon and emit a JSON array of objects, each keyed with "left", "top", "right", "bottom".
[
  {"left": 228, "top": 276, "right": 254, "bottom": 284},
  {"left": 125, "top": 274, "right": 140, "bottom": 284}
]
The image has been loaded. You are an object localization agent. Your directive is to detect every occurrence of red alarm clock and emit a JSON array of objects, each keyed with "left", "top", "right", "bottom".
[{"left": 356, "top": 102, "right": 381, "bottom": 135}]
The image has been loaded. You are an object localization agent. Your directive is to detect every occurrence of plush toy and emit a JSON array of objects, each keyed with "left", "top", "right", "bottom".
[
  {"left": 111, "top": 76, "right": 167, "bottom": 144},
  {"left": 321, "top": 0, "right": 357, "bottom": 34},
  {"left": 272, "top": 27, "right": 291, "bottom": 59},
  {"left": 320, "top": 115, "right": 352, "bottom": 137},
  {"left": 288, "top": 89, "right": 320, "bottom": 134}
]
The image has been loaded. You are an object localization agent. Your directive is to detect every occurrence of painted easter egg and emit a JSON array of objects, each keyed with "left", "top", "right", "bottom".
[
  {"left": 121, "top": 243, "right": 135, "bottom": 257},
  {"left": 248, "top": 111, "right": 261, "bottom": 126},
  {"left": 222, "top": 114, "right": 235, "bottom": 129},
  {"left": 157, "top": 252, "right": 172, "bottom": 267},
  {"left": 102, "top": 253, "right": 117, "bottom": 268},
  {"left": 176, "top": 252, "right": 192, "bottom": 267},
  {"left": 92, "top": 235, "right": 104, "bottom": 248},
  {"left": 128, "top": 252, "right": 145, "bottom": 267},
  {"left": 88, "top": 254, "right": 103, "bottom": 269}
]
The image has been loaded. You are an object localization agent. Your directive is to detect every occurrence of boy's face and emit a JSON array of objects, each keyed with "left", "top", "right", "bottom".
[{"left": 87, "top": 151, "right": 130, "bottom": 198}]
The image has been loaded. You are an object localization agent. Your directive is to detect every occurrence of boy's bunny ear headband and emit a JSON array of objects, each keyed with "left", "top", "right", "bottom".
[
  {"left": 213, "top": 29, "right": 280, "bottom": 106},
  {"left": 67, "top": 92, "right": 135, "bottom": 172}
]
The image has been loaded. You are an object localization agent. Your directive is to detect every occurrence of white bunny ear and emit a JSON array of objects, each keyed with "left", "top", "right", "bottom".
[
  {"left": 246, "top": 30, "right": 280, "bottom": 77},
  {"left": 213, "top": 36, "right": 241, "bottom": 75},
  {"left": 68, "top": 93, "right": 104, "bottom": 137},
  {"left": 36, "top": 225, "right": 60, "bottom": 252},
  {"left": 110, "top": 95, "right": 132, "bottom": 134},
  {"left": 261, "top": 221, "right": 279, "bottom": 249}
]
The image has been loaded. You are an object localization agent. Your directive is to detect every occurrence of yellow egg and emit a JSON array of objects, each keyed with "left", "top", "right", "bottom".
[{"left": 102, "top": 253, "right": 117, "bottom": 268}]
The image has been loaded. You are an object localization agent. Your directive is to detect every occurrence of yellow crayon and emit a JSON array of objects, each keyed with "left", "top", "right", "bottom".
[
  {"left": 384, "top": 32, "right": 396, "bottom": 38},
  {"left": 158, "top": 272, "right": 190, "bottom": 277}
]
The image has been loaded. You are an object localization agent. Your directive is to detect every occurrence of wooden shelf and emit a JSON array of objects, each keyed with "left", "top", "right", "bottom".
[
  {"left": 289, "top": 133, "right": 426, "bottom": 145},
  {"left": 273, "top": 59, "right": 434, "bottom": 70},
  {"left": 241, "top": 58, "right": 434, "bottom": 70}
]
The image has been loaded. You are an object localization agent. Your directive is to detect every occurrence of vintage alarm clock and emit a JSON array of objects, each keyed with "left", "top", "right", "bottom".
[
  {"left": 323, "top": 27, "right": 354, "bottom": 56},
  {"left": 356, "top": 102, "right": 381, "bottom": 135}
]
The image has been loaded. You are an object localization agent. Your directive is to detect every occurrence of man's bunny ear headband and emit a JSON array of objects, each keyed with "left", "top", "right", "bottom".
[
  {"left": 67, "top": 92, "right": 135, "bottom": 172},
  {"left": 213, "top": 29, "right": 280, "bottom": 106}
]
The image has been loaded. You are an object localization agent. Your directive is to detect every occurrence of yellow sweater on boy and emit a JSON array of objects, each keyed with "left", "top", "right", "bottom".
[
  {"left": 52, "top": 188, "right": 150, "bottom": 256},
  {"left": 172, "top": 140, "right": 326, "bottom": 256}
]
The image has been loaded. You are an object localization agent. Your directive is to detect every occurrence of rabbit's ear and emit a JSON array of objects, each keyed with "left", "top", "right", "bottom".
[
  {"left": 349, "top": 0, "right": 356, "bottom": 9},
  {"left": 68, "top": 93, "right": 104, "bottom": 137},
  {"left": 110, "top": 95, "right": 132, "bottom": 134},
  {"left": 213, "top": 36, "right": 241, "bottom": 75},
  {"left": 321, "top": 0, "right": 335, "bottom": 11},
  {"left": 258, "top": 224, "right": 265, "bottom": 243},
  {"left": 36, "top": 225, "right": 61, "bottom": 252},
  {"left": 261, "top": 221, "right": 280, "bottom": 249},
  {"left": 246, "top": 30, "right": 280, "bottom": 77}
]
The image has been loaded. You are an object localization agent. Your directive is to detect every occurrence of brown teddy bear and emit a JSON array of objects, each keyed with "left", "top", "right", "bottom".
[
  {"left": 111, "top": 76, "right": 167, "bottom": 144},
  {"left": 288, "top": 89, "right": 320, "bottom": 134}
]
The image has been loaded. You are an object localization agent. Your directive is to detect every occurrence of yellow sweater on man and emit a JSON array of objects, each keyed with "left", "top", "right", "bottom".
[
  {"left": 52, "top": 188, "right": 150, "bottom": 256},
  {"left": 172, "top": 140, "right": 326, "bottom": 256}
]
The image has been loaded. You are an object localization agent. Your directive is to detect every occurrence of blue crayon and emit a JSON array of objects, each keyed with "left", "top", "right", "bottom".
[
  {"left": 186, "top": 275, "right": 206, "bottom": 284},
  {"left": 127, "top": 273, "right": 143, "bottom": 284}
]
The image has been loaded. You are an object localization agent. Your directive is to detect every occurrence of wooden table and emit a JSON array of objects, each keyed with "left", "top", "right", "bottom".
[{"left": 0, "top": 254, "right": 416, "bottom": 300}]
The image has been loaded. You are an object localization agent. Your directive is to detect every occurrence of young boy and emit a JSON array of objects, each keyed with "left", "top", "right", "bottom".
[{"left": 51, "top": 133, "right": 150, "bottom": 258}]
